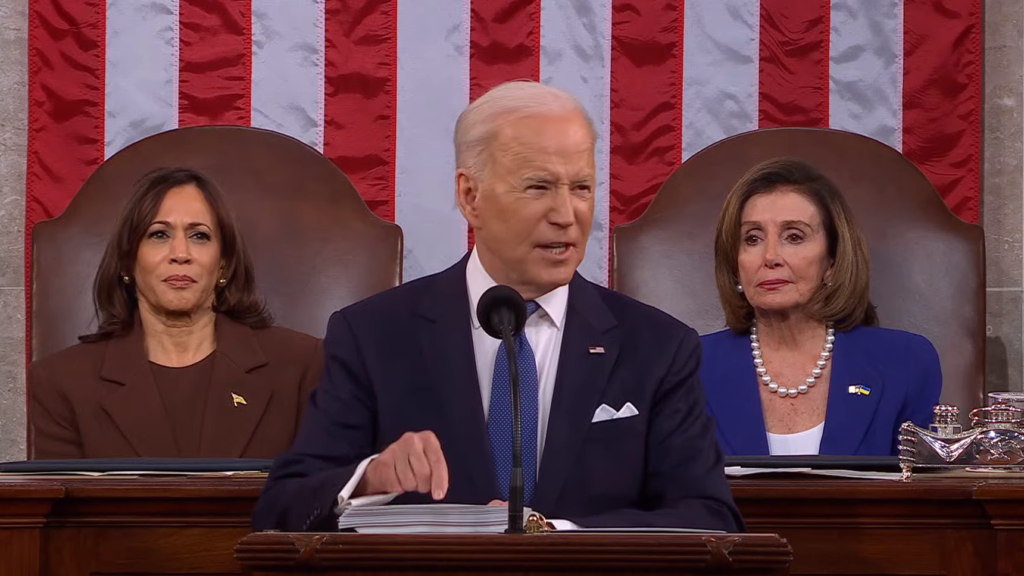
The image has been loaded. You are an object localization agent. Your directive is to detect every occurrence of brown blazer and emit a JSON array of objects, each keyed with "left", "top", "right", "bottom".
[{"left": 27, "top": 315, "right": 324, "bottom": 460}]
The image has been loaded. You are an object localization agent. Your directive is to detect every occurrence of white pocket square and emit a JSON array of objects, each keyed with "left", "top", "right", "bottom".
[{"left": 591, "top": 402, "right": 639, "bottom": 423}]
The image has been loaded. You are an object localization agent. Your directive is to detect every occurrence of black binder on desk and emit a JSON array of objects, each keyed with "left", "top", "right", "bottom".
[
  {"left": 725, "top": 455, "right": 901, "bottom": 472},
  {"left": 0, "top": 458, "right": 272, "bottom": 474}
]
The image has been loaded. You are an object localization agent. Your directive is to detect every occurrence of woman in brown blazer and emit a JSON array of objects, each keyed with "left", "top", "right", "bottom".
[{"left": 28, "top": 168, "right": 324, "bottom": 460}]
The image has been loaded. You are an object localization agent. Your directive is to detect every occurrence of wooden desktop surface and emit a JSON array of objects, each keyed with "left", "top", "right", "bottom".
[
  {"left": 0, "top": 474, "right": 1018, "bottom": 575},
  {"left": 233, "top": 531, "right": 792, "bottom": 575}
]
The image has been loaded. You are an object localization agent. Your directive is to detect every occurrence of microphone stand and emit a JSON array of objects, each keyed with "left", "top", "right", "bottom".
[{"left": 499, "top": 324, "right": 525, "bottom": 534}]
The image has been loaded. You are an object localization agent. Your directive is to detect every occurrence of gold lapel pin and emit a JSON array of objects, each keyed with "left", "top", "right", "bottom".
[{"left": 231, "top": 392, "right": 247, "bottom": 407}]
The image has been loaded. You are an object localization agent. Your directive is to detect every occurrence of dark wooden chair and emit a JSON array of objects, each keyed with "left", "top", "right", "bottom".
[
  {"left": 30, "top": 125, "right": 402, "bottom": 362},
  {"left": 613, "top": 127, "right": 985, "bottom": 413}
]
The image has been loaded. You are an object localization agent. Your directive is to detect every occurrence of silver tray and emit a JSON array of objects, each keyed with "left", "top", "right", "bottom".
[{"left": 898, "top": 403, "right": 1024, "bottom": 479}]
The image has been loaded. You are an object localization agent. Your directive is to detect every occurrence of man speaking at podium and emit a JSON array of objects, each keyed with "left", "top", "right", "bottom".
[{"left": 252, "top": 81, "right": 742, "bottom": 533}]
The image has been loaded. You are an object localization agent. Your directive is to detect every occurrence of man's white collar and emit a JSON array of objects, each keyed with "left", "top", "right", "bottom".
[{"left": 466, "top": 247, "right": 568, "bottom": 330}]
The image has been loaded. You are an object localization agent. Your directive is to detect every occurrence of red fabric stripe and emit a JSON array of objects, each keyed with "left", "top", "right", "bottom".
[
  {"left": 758, "top": 0, "right": 829, "bottom": 128},
  {"left": 178, "top": 0, "right": 252, "bottom": 126},
  {"left": 467, "top": 0, "right": 541, "bottom": 249},
  {"left": 25, "top": 0, "right": 106, "bottom": 349},
  {"left": 323, "top": 0, "right": 397, "bottom": 222},
  {"left": 902, "top": 0, "right": 981, "bottom": 223},
  {"left": 608, "top": 0, "right": 683, "bottom": 232}
]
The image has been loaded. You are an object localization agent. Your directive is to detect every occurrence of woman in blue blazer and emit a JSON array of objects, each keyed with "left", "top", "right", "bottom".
[{"left": 699, "top": 159, "right": 941, "bottom": 456}]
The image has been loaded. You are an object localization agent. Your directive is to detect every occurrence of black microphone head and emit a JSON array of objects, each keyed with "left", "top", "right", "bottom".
[{"left": 476, "top": 285, "right": 527, "bottom": 340}]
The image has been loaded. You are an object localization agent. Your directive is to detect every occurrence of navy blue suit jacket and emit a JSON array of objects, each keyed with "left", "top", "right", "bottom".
[
  {"left": 700, "top": 325, "right": 941, "bottom": 456},
  {"left": 251, "top": 257, "right": 742, "bottom": 532}
]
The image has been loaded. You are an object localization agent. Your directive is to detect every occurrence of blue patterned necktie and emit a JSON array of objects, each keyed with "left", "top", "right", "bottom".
[{"left": 488, "top": 300, "right": 540, "bottom": 505}]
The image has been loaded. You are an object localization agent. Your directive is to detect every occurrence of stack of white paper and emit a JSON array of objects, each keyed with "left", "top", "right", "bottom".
[{"left": 337, "top": 504, "right": 530, "bottom": 534}]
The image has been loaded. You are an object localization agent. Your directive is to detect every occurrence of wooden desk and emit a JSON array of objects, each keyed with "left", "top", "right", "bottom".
[
  {"left": 732, "top": 476, "right": 1018, "bottom": 576},
  {"left": 0, "top": 475, "right": 263, "bottom": 576},
  {"left": 0, "top": 475, "right": 1020, "bottom": 575},
  {"left": 233, "top": 532, "right": 792, "bottom": 575}
]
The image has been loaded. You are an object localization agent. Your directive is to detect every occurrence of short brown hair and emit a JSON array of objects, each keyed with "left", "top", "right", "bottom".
[
  {"left": 713, "top": 158, "right": 877, "bottom": 333},
  {"left": 81, "top": 167, "right": 272, "bottom": 342}
]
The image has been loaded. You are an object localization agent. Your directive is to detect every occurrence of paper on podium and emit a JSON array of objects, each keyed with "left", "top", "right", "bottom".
[
  {"left": 558, "top": 527, "right": 724, "bottom": 534},
  {"left": 725, "top": 466, "right": 903, "bottom": 480},
  {"left": 337, "top": 503, "right": 536, "bottom": 533},
  {"left": 335, "top": 501, "right": 717, "bottom": 534}
]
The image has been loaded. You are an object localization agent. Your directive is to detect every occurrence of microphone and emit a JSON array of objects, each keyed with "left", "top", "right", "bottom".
[{"left": 475, "top": 285, "right": 528, "bottom": 534}]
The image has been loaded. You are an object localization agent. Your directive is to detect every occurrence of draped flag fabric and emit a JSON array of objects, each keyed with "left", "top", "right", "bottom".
[{"left": 27, "top": 0, "right": 981, "bottom": 291}]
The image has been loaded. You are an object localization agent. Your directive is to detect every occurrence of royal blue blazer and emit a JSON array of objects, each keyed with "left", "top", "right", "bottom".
[{"left": 700, "top": 325, "right": 941, "bottom": 456}]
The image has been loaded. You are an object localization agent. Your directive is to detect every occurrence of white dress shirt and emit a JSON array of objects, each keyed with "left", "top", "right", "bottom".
[
  {"left": 466, "top": 246, "right": 568, "bottom": 468},
  {"left": 335, "top": 248, "right": 569, "bottom": 515}
]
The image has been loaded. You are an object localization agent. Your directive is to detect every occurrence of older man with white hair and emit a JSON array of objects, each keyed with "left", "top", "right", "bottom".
[{"left": 252, "top": 81, "right": 742, "bottom": 533}]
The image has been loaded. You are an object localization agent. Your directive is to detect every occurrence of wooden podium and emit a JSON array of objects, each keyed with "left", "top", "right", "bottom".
[
  {"left": 10, "top": 474, "right": 1024, "bottom": 574},
  {"left": 233, "top": 531, "right": 793, "bottom": 575}
]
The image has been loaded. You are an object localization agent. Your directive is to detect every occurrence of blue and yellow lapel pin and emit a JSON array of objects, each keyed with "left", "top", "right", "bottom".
[{"left": 848, "top": 384, "right": 871, "bottom": 396}]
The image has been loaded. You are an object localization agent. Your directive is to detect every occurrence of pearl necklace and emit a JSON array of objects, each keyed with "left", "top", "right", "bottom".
[{"left": 750, "top": 323, "right": 835, "bottom": 398}]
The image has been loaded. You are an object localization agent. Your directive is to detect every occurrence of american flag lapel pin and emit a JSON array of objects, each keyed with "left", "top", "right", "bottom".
[{"left": 588, "top": 346, "right": 605, "bottom": 355}]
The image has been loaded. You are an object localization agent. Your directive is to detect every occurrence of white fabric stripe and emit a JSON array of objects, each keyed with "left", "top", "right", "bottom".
[
  {"left": 681, "top": 0, "right": 760, "bottom": 161},
  {"left": 104, "top": 0, "right": 178, "bottom": 158},
  {"left": 894, "top": 0, "right": 903, "bottom": 152},
  {"left": 173, "top": 0, "right": 179, "bottom": 129},
  {"left": 828, "top": 0, "right": 903, "bottom": 150},
  {"left": 251, "top": 0, "right": 325, "bottom": 152},
  {"left": 540, "top": 0, "right": 613, "bottom": 286},
  {"left": 317, "top": 0, "right": 326, "bottom": 153},
  {"left": 394, "top": 0, "right": 470, "bottom": 281}
]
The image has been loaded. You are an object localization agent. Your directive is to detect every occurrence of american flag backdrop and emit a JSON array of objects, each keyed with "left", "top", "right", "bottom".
[{"left": 26, "top": 0, "right": 981, "bottom": 290}]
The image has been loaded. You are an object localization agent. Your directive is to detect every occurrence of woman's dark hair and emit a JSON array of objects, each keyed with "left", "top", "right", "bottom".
[{"left": 80, "top": 167, "right": 273, "bottom": 342}]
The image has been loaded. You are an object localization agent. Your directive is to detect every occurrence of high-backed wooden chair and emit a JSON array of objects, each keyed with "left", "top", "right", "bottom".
[
  {"left": 613, "top": 127, "right": 985, "bottom": 413},
  {"left": 30, "top": 126, "right": 402, "bottom": 362}
]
